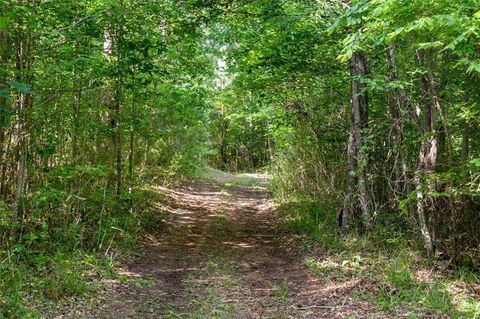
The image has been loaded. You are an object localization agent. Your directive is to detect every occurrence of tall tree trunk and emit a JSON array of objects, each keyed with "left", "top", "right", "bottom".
[
  {"left": 461, "top": 88, "right": 471, "bottom": 164},
  {"left": 114, "top": 74, "right": 122, "bottom": 196},
  {"left": 103, "top": 13, "right": 122, "bottom": 197},
  {"left": 72, "top": 87, "right": 81, "bottom": 165},
  {"left": 386, "top": 43, "right": 424, "bottom": 221},
  {"left": 415, "top": 49, "right": 437, "bottom": 257},
  {"left": 114, "top": 3, "right": 124, "bottom": 197},
  {"left": 340, "top": 51, "right": 371, "bottom": 232},
  {"left": 385, "top": 42, "right": 419, "bottom": 220},
  {"left": 71, "top": 1, "right": 81, "bottom": 168},
  {"left": 128, "top": 89, "right": 135, "bottom": 188},
  {"left": 350, "top": 52, "right": 372, "bottom": 230},
  {"left": 386, "top": 43, "right": 406, "bottom": 198},
  {"left": 14, "top": 25, "right": 33, "bottom": 219},
  {"left": 339, "top": 130, "right": 358, "bottom": 230},
  {"left": 461, "top": 130, "right": 470, "bottom": 164},
  {"left": 0, "top": 22, "right": 9, "bottom": 198},
  {"left": 219, "top": 118, "right": 228, "bottom": 169}
]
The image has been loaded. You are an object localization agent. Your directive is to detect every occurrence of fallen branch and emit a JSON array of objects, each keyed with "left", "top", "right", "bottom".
[{"left": 288, "top": 304, "right": 345, "bottom": 310}]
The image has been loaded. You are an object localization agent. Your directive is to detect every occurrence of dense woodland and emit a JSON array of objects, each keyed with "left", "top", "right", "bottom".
[{"left": 1, "top": 0, "right": 480, "bottom": 317}]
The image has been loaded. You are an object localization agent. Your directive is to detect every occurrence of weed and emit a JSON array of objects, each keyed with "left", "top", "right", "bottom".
[
  {"left": 272, "top": 279, "right": 290, "bottom": 302},
  {"left": 460, "top": 298, "right": 480, "bottom": 318},
  {"left": 276, "top": 200, "right": 343, "bottom": 251},
  {"left": 290, "top": 204, "right": 475, "bottom": 318}
]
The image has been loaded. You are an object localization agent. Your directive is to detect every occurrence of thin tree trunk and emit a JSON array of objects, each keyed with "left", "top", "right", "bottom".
[
  {"left": 114, "top": 78, "right": 122, "bottom": 196},
  {"left": 220, "top": 127, "right": 227, "bottom": 168},
  {"left": 13, "top": 0, "right": 34, "bottom": 217},
  {"left": 128, "top": 128, "right": 134, "bottom": 183},
  {"left": 349, "top": 51, "right": 371, "bottom": 231},
  {"left": 128, "top": 89, "right": 135, "bottom": 188},
  {"left": 0, "top": 23, "right": 9, "bottom": 197},
  {"left": 114, "top": 3, "right": 124, "bottom": 197},
  {"left": 72, "top": 88, "right": 80, "bottom": 164},
  {"left": 219, "top": 107, "right": 228, "bottom": 169},
  {"left": 461, "top": 88, "right": 471, "bottom": 164},
  {"left": 385, "top": 43, "right": 421, "bottom": 218},
  {"left": 461, "top": 130, "right": 470, "bottom": 164},
  {"left": 103, "top": 14, "right": 122, "bottom": 196},
  {"left": 0, "top": 131, "right": 11, "bottom": 196},
  {"left": 340, "top": 50, "right": 371, "bottom": 232},
  {"left": 339, "top": 130, "right": 358, "bottom": 230},
  {"left": 415, "top": 49, "right": 437, "bottom": 257},
  {"left": 14, "top": 31, "right": 33, "bottom": 219},
  {"left": 386, "top": 43, "right": 406, "bottom": 198},
  {"left": 71, "top": 1, "right": 80, "bottom": 166}
]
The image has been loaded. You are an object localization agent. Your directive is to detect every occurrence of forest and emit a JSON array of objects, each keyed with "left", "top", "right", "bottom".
[{"left": 1, "top": 0, "right": 480, "bottom": 318}]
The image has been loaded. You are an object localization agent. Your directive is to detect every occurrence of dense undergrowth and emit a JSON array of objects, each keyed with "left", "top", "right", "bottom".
[
  {"left": 0, "top": 165, "right": 180, "bottom": 318},
  {"left": 268, "top": 127, "right": 480, "bottom": 317},
  {"left": 2, "top": 0, "right": 480, "bottom": 317},
  {"left": 276, "top": 197, "right": 480, "bottom": 318}
]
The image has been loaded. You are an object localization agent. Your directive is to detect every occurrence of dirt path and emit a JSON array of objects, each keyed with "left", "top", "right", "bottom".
[{"left": 56, "top": 174, "right": 382, "bottom": 319}]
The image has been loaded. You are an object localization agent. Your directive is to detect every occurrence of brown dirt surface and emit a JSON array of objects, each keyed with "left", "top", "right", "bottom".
[{"left": 54, "top": 174, "right": 386, "bottom": 319}]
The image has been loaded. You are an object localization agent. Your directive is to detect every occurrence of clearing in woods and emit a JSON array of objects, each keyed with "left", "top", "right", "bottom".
[{"left": 57, "top": 172, "right": 383, "bottom": 319}]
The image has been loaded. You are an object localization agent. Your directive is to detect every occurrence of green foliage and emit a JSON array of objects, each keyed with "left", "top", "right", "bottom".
[
  {"left": 272, "top": 279, "right": 290, "bottom": 302},
  {"left": 277, "top": 200, "right": 343, "bottom": 251},
  {"left": 0, "top": 0, "right": 217, "bottom": 314},
  {"left": 204, "top": 0, "right": 480, "bottom": 264},
  {"left": 1, "top": 0, "right": 480, "bottom": 316},
  {"left": 378, "top": 254, "right": 454, "bottom": 315},
  {"left": 0, "top": 251, "right": 111, "bottom": 318}
]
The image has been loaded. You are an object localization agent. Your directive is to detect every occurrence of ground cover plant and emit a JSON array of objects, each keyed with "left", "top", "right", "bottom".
[{"left": 0, "top": 0, "right": 479, "bottom": 318}]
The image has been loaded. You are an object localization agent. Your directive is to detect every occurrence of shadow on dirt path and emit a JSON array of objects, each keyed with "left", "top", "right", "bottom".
[{"left": 56, "top": 173, "right": 383, "bottom": 319}]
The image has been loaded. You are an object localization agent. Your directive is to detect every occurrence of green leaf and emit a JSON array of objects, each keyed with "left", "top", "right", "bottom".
[
  {"left": 7, "top": 80, "right": 33, "bottom": 94},
  {"left": 0, "top": 16, "right": 10, "bottom": 28},
  {"left": 470, "top": 159, "right": 480, "bottom": 168},
  {"left": 0, "top": 90, "right": 10, "bottom": 99}
]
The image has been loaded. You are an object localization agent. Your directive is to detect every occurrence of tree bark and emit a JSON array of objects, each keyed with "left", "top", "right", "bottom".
[
  {"left": 0, "top": 20, "right": 9, "bottom": 198},
  {"left": 128, "top": 89, "right": 135, "bottom": 188},
  {"left": 14, "top": 21, "right": 34, "bottom": 219},
  {"left": 415, "top": 49, "right": 437, "bottom": 257},
  {"left": 219, "top": 118, "right": 228, "bottom": 169},
  {"left": 340, "top": 51, "right": 371, "bottom": 232},
  {"left": 349, "top": 51, "right": 371, "bottom": 231},
  {"left": 386, "top": 43, "right": 407, "bottom": 199},
  {"left": 114, "top": 3, "right": 124, "bottom": 197},
  {"left": 71, "top": 0, "right": 81, "bottom": 167},
  {"left": 104, "top": 12, "right": 122, "bottom": 197}
]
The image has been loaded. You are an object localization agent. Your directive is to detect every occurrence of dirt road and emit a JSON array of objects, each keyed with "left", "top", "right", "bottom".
[{"left": 56, "top": 173, "right": 381, "bottom": 318}]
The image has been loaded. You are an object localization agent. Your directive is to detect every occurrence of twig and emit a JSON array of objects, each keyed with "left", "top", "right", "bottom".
[{"left": 288, "top": 304, "right": 345, "bottom": 310}]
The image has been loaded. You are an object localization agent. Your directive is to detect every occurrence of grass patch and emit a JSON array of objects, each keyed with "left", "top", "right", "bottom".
[
  {"left": 0, "top": 172, "right": 173, "bottom": 318},
  {"left": 0, "top": 251, "right": 114, "bottom": 318},
  {"left": 277, "top": 199, "right": 480, "bottom": 318},
  {"left": 163, "top": 252, "right": 243, "bottom": 319},
  {"left": 276, "top": 200, "right": 343, "bottom": 251},
  {"left": 272, "top": 279, "right": 290, "bottom": 302},
  {"left": 376, "top": 253, "right": 454, "bottom": 315},
  {"left": 194, "top": 167, "right": 266, "bottom": 188}
]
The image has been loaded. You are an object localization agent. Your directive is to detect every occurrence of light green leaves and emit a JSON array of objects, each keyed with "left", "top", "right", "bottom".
[
  {"left": 470, "top": 159, "right": 480, "bottom": 168},
  {"left": 0, "top": 16, "right": 11, "bottom": 28}
]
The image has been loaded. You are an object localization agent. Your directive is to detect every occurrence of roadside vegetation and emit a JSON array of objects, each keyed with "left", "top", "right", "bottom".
[
  {"left": 1, "top": 0, "right": 480, "bottom": 318},
  {"left": 278, "top": 200, "right": 480, "bottom": 318}
]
